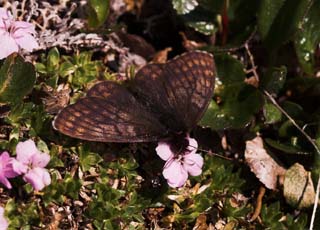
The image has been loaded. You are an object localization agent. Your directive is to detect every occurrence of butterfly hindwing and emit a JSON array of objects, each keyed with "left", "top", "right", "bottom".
[
  {"left": 167, "top": 51, "right": 215, "bottom": 129},
  {"left": 53, "top": 82, "right": 167, "bottom": 142},
  {"left": 133, "top": 51, "right": 215, "bottom": 132}
]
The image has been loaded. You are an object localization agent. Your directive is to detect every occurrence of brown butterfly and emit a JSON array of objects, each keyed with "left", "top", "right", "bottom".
[{"left": 53, "top": 51, "right": 216, "bottom": 143}]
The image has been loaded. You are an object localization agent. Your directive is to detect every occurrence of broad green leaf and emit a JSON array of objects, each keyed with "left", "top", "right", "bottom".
[
  {"left": 265, "top": 138, "right": 308, "bottom": 155},
  {"left": 282, "top": 101, "right": 304, "bottom": 120},
  {"left": 200, "top": 54, "right": 263, "bottom": 129},
  {"left": 260, "top": 66, "right": 287, "bottom": 95},
  {"left": 257, "top": 0, "right": 286, "bottom": 39},
  {"left": 0, "top": 54, "right": 36, "bottom": 104},
  {"left": 214, "top": 54, "right": 245, "bottom": 84},
  {"left": 294, "top": 1, "right": 320, "bottom": 74},
  {"left": 87, "top": 0, "right": 109, "bottom": 28},
  {"left": 314, "top": 134, "right": 320, "bottom": 178},
  {"left": 227, "top": 0, "right": 260, "bottom": 46},
  {"left": 258, "top": 0, "right": 311, "bottom": 50},
  {"left": 263, "top": 103, "right": 282, "bottom": 124}
]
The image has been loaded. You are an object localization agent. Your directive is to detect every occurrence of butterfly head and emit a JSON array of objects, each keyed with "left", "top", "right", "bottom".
[{"left": 166, "top": 132, "right": 193, "bottom": 157}]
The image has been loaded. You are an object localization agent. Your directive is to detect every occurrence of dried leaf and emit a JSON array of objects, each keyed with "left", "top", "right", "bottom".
[
  {"left": 245, "top": 136, "right": 286, "bottom": 190},
  {"left": 193, "top": 214, "right": 208, "bottom": 230},
  {"left": 42, "top": 84, "right": 71, "bottom": 114},
  {"left": 152, "top": 47, "right": 172, "bottom": 64},
  {"left": 283, "top": 163, "right": 317, "bottom": 209},
  {"left": 180, "top": 32, "right": 206, "bottom": 51}
]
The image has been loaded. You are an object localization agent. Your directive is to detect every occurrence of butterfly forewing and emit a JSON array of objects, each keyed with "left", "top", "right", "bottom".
[
  {"left": 53, "top": 83, "right": 167, "bottom": 142},
  {"left": 53, "top": 51, "right": 215, "bottom": 142},
  {"left": 133, "top": 51, "right": 215, "bottom": 131}
]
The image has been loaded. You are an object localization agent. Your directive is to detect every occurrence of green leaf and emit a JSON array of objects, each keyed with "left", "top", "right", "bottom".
[
  {"left": 87, "top": 0, "right": 109, "bottom": 28},
  {"left": 226, "top": 0, "right": 260, "bottom": 46},
  {"left": 200, "top": 54, "right": 263, "bottom": 129},
  {"left": 282, "top": 101, "right": 304, "bottom": 120},
  {"left": 0, "top": 54, "right": 36, "bottom": 104},
  {"left": 258, "top": 0, "right": 311, "bottom": 50},
  {"left": 198, "top": 0, "right": 224, "bottom": 12},
  {"left": 59, "top": 61, "right": 76, "bottom": 77},
  {"left": 7, "top": 102, "right": 33, "bottom": 124},
  {"left": 257, "top": 0, "right": 286, "bottom": 39},
  {"left": 34, "top": 63, "right": 47, "bottom": 74},
  {"left": 286, "top": 213, "right": 308, "bottom": 230},
  {"left": 265, "top": 138, "right": 307, "bottom": 154},
  {"left": 79, "top": 147, "right": 103, "bottom": 171},
  {"left": 294, "top": 1, "right": 320, "bottom": 74},
  {"left": 260, "top": 66, "right": 287, "bottom": 95},
  {"left": 214, "top": 54, "right": 246, "bottom": 85},
  {"left": 260, "top": 202, "right": 284, "bottom": 229},
  {"left": 172, "top": 0, "right": 199, "bottom": 15},
  {"left": 263, "top": 103, "right": 282, "bottom": 124},
  {"left": 47, "top": 47, "right": 60, "bottom": 72},
  {"left": 187, "top": 21, "right": 216, "bottom": 35}
]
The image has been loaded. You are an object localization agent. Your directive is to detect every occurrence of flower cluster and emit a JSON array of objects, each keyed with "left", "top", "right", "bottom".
[
  {"left": 0, "top": 7, "right": 38, "bottom": 59},
  {"left": 0, "top": 140, "right": 51, "bottom": 191},
  {"left": 156, "top": 136, "right": 203, "bottom": 188}
]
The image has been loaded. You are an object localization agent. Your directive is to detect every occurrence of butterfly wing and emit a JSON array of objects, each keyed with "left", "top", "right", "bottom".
[
  {"left": 53, "top": 51, "right": 215, "bottom": 142},
  {"left": 132, "top": 51, "right": 215, "bottom": 132},
  {"left": 53, "top": 81, "right": 167, "bottom": 142}
]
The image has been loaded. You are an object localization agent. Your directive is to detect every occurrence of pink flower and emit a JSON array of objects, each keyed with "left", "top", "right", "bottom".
[
  {"left": 0, "top": 8, "right": 39, "bottom": 60},
  {"left": 12, "top": 140, "right": 51, "bottom": 191},
  {"left": 0, "top": 151, "right": 18, "bottom": 189},
  {"left": 156, "top": 137, "right": 203, "bottom": 188},
  {"left": 0, "top": 206, "right": 8, "bottom": 230}
]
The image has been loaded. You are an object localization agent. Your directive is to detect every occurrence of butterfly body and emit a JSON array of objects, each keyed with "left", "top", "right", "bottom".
[{"left": 53, "top": 51, "right": 216, "bottom": 143}]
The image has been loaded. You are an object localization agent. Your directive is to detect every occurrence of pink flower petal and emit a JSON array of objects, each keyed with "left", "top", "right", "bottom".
[
  {"left": 0, "top": 8, "right": 8, "bottom": 18},
  {"left": 23, "top": 167, "right": 51, "bottom": 191},
  {"left": 183, "top": 153, "right": 203, "bottom": 176},
  {"left": 186, "top": 137, "right": 198, "bottom": 154},
  {"left": 0, "top": 152, "right": 18, "bottom": 189},
  {"left": 0, "top": 206, "right": 8, "bottom": 230},
  {"left": 11, "top": 159, "right": 28, "bottom": 175},
  {"left": 0, "top": 8, "right": 12, "bottom": 19},
  {"left": 13, "top": 27, "right": 39, "bottom": 51},
  {"left": 12, "top": 21, "right": 36, "bottom": 34},
  {"left": 0, "top": 8, "right": 38, "bottom": 59},
  {"left": 156, "top": 142, "right": 173, "bottom": 161},
  {"left": 15, "top": 140, "right": 39, "bottom": 164},
  {"left": 0, "top": 175, "right": 12, "bottom": 189},
  {"left": 31, "top": 152, "right": 50, "bottom": 168},
  {"left": 0, "top": 8, "right": 12, "bottom": 28},
  {"left": 163, "top": 160, "right": 188, "bottom": 188},
  {"left": 0, "top": 152, "right": 10, "bottom": 162},
  {"left": 0, "top": 32, "right": 18, "bottom": 59}
]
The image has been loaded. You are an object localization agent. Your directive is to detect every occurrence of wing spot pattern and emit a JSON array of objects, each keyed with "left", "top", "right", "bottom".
[
  {"left": 53, "top": 51, "right": 214, "bottom": 142},
  {"left": 65, "top": 121, "right": 74, "bottom": 128},
  {"left": 74, "top": 111, "right": 82, "bottom": 117}
]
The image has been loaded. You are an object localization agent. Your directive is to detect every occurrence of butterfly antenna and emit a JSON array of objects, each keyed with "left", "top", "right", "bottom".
[{"left": 188, "top": 144, "right": 233, "bottom": 161}]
